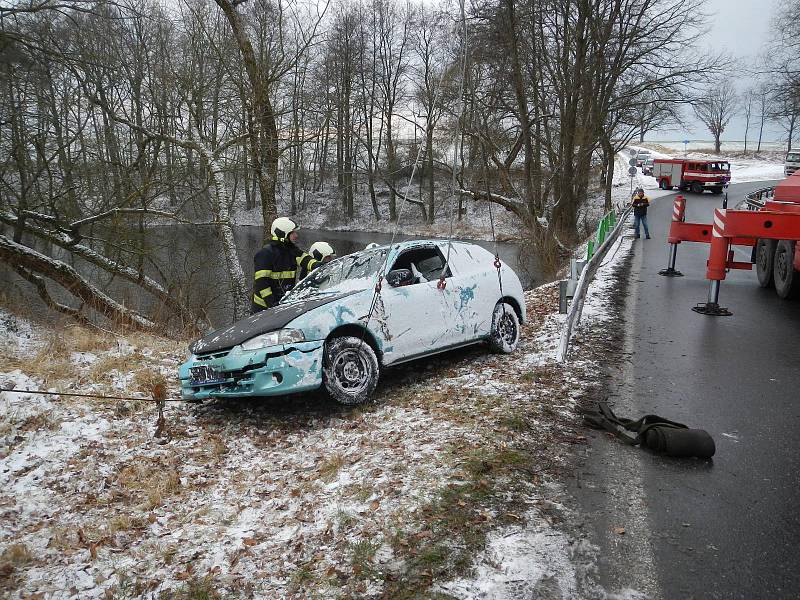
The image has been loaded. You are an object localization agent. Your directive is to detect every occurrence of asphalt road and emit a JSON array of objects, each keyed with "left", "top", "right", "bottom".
[{"left": 572, "top": 181, "right": 800, "bottom": 600}]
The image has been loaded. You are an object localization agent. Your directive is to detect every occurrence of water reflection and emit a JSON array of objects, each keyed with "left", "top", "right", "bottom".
[{"left": 2, "top": 225, "right": 541, "bottom": 329}]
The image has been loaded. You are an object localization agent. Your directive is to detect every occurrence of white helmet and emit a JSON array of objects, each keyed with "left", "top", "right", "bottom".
[
  {"left": 271, "top": 217, "right": 299, "bottom": 241},
  {"left": 364, "top": 242, "right": 380, "bottom": 250},
  {"left": 309, "top": 241, "right": 335, "bottom": 261}
]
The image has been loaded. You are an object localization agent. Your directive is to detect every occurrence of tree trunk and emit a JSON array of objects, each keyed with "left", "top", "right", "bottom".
[
  {"left": 214, "top": 0, "right": 279, "bottom": 241},
  {"left": 426, "top": 124, "right": 435, "bottom": 225}
]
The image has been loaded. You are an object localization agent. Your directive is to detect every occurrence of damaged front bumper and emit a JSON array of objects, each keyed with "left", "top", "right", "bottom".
[{"left": 178, "top": 341, "right": 324, "bottom": 401}]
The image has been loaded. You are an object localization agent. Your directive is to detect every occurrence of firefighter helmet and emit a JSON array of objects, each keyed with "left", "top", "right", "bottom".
[
  {"left": 364, "top": 242, "right": 380, "bottom": 250},
  {"left": 309, "top": 241, "right": 335, "bottom": 261},
  {"left": 271, "top": 217, "right": 299, "bottom": 241}
]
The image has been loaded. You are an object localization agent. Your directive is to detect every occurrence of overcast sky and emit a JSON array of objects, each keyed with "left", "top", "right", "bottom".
[{"left": 650, "top": 0, "right": 787, "bottom": 144}]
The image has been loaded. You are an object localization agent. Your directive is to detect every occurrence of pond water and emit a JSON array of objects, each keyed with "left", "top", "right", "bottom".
[{"left": 4, "top": 225, "right": 544, "bottom": 330}]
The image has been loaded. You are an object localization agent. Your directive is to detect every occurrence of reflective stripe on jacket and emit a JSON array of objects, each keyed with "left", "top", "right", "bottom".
[{"left": 251, "top": 239, "right": 320, "bottom": 312}]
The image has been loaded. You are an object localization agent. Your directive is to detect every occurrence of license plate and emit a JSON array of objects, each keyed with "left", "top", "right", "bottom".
[{"left": 189, "top": 365, "right": 226, "bottom": 385}]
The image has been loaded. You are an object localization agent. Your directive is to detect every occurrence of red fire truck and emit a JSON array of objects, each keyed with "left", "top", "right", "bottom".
[{"left": 652, "top": 158, "right": 731, "bottom": 194}]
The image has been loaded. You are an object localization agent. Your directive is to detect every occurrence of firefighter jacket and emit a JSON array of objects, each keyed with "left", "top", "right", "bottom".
[
  {"left": 632, "top": 194, "right": 650, "bottom": 217},
  {"left": 251, "top": 239, "right": 321, "bottom": 312}
]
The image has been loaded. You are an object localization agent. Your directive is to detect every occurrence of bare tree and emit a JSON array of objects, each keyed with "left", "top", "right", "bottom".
[
  {"left": 376, "top": 0, "right": 410, "bottom": 223},
  {"left": 694, "top": 79, "right": 738, "bottom": 154},
  {"left": 411, "top": 1, "right": 449, "bottom": 225},
  {"left": 742, "top": 88, "right": 757, "bottom": 154}
]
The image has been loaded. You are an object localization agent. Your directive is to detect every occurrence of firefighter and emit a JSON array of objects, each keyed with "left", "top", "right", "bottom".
[
  {"left": 251, "top": 217, "right": 321, "bottom": 313},
  {"left": 303, "top": 242, "right": 336, "bottom": 278},
  {"left": 631, "top": 187, "right": 651, "bottom": 239}
]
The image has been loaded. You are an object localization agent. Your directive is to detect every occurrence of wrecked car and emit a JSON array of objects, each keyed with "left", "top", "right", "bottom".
[{"left": 179, "top": 240, "right": 526, "bottom": 405}]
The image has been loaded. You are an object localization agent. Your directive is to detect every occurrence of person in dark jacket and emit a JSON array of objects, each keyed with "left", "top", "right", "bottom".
[
  {"left": 631, "top": 187, "right": 651, "bottom": 239},
  {"left": 251, "top": 217, "right": 321, "bottom": 313}
]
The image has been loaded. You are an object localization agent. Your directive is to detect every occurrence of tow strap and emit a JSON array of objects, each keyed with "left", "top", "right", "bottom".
[{"left": 583, "top": 401, "right": 716, "bottom": 459}]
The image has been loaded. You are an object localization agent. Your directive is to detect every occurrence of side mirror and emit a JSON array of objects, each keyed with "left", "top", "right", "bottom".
[{"left": 386, "top": 269, "right": 413, "bottom": 287}]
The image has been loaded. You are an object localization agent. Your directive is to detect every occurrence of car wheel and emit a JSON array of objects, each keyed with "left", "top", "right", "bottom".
[
  {"left": 773, "top": 240, "right": 799, "bottom": 299},
  {"left": 755, "top": 239, "right": 776, "bottom": 288},
  {"left": 691, "top": 181, "right": 704, "bottom": 194},
  {"left": 323, "top": 335, "right": 380, "bottom": 405},
  {"left": 489, "top": 302, "right": 520, "bottom": 354}
]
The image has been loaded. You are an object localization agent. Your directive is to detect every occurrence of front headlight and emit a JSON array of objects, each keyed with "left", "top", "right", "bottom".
[{"left": 239, "top": 328, "right": 305, "bottom": 351}]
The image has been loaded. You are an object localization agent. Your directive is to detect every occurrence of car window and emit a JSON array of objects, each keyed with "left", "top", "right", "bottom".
[
  {"left": 391, "top": 247, "right": 451, "bottom": 284},
  {"left": 283, "top": 249, "right": 388, "bottom": 301},
  {"left": 787, "top": 153, "right": 800, "bottom": 162}
]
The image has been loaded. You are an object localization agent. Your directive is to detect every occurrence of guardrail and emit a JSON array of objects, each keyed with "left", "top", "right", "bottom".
[
  {"left": 745, "top": 186, "right": 775, "bottom": 211},
  {"left": 557, "top": 206, "right": 632, "bottom": 362},
  {"left": 586, "top": 210, "right": 618, "bottom": 260}
]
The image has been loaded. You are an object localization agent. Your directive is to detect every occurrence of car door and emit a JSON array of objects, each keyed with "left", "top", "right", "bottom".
[
  {"left": 379, "top": 244, "right": 461, "bottom": 363},
  {"left": 438, "top": 242, "right": 500, "bottom": 341}
]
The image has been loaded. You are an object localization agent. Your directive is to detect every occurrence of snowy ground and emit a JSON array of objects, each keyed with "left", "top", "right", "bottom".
[{"left": 0, "top": 219, "right": 641, "bottom": 598}]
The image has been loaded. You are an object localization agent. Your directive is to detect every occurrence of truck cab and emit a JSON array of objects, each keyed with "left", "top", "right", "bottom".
[
  {"left": 784, "top": 151, "right": 800, "bottom": 176},
  {"left": 653, "top": 158, "right": 730, "bottom": 194},
  {"left": 635, "top": 149, "right": 651, "bottom": 167}
]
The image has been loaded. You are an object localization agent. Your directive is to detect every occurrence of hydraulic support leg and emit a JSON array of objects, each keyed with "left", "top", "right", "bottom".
[{"left": 659, "top": 196, "right": 686, "bottom": 277}]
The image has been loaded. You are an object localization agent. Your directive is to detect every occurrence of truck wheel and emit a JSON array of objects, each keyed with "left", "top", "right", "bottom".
[
  {"left": 773, "top": 240, "right": 799, "bottom": 299},
  {"left": 659, "top": 179, "right": 670, "bottom": 190},
  {"left": 755, "top": 239, "right": 776, "bottom": 288},
  {"left": 691, "top": 182, "right": 704, "bottom": 194},
  {"left": 711, "top": 187, "right": 723, "bottom": 195},
  {"left": 323, "top": 336, "right": 380, "bottom": 405}
]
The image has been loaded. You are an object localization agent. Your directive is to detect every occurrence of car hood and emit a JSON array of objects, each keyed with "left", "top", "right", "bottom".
[{"left": 190, "top": 291, "right": 358, "bottom": 354}]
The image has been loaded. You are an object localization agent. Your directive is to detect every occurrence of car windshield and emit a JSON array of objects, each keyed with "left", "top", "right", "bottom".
[
  {"left": 282, "top": 248, "right": 389, "bottom": 302},
  {"left": 788, "top": 153, "right": 800, "bottom": 162},
  {"left": 708, "top": 162, "right": 730, "bottom": 172}
]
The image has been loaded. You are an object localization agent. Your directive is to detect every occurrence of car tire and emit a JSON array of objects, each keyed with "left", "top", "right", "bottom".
[
  {"left": 691, "top": 181, "right": 704, "bottom": 194},
  {"left": 755, "top": 239, "right": 776, "bottom": 288},
  {"left": 489, "top": 302, "right": 520, "bottom": 354},
  {"left": 659, "top": 179, "right": 670, "bottom": 190},
  {"left": 323, "top": 335, "right": 380, "bottom": 405},
  {"left": 773, "top": 240, "right": 799, "bottom": 299}
]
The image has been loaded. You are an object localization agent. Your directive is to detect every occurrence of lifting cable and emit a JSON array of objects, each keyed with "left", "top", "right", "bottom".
[
  {"left": 0, "top": 387, "right": 178, "bottom": 402},
  {"left": 481, "top": 141, "right": 506, "bottom": 304},
  {"left": 357, "top": 0, "right": 470, "bottom": 344},
  {"left": 0, "top": 386, "right": 177, "bottom": 437},
  {"left": 437, "top": 0, "right": 469, "bottom": 292}
]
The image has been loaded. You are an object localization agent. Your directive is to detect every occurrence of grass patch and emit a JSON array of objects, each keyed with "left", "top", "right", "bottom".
[
  {"left": 318, "top": 453, "right": 346, "bottom": 481},
  {"left": 289, "top": 561, "right": 316, "bottom": 591},
  {"left": 21, "top": 339, "right": 73, "bottom": 385},
  {"left": 383, "top": 442, "right": 536, "bottom": 598},
  {"left": 115, "top": 458, "right": 182, "bottom": 511},
  {"left": 348, "top": 483, "right": 374, "bottom": 502},
  {"left": 349, "top": 538, "right": 379, "bottom": 578},
  {"left": 336, "top": 509, "right": 357, "bottom": 531},
  {"left": 499, "top": 413, "right": 528, "bottom": 431},
  {"left": 1, "top": 542, "right": 33, "bottom": 568},
  {"left": 160, "top": 575, "right": 223, "bottom": 600},
  {"left": 0, "top": 542, "right": 34, "bottom": 586}
]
